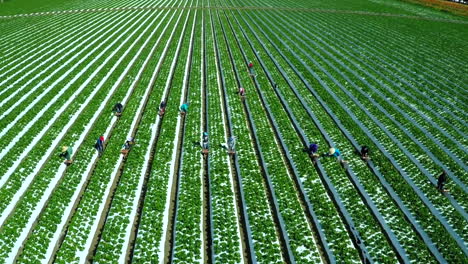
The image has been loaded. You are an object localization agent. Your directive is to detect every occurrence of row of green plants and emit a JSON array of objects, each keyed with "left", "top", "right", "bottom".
[
  {"left": 172, "top": 8, "right": 205, "bottom": 263},
  {"left": 238, "top": 18, "right": 399, "bottom": 262},
  {"left": 300, "top": 12, "right": 468, "bottom": 185},
  {"left": 0, "top": 9, "right": 139, "bottom": 167},
  {"left": 0, "top": 0, "right": 162, "bottom": 16},
  {"left": 0, "top": 30, "right": 144, "bottom": 261},
  {"left": 1, "top": 0, "right": 465, "bottom": 262},
  {"left": 351, "top": 15, "right": 467, "bottom": 92},
  {"left": 131, "top": 4, "right": 191, "bottom": 261},
  {"left": 212, "top": 9, "right": 285, "bottom": 263},
  {"left": 296, "top": 11, "right": 467, "bottom": 160},
  {"left": 315, "top": 13, "right": 468, "bottom": 118},
  {"left": 220, "top": 6, "right": 339, "bottom": 263},
  {"left": 204, "top": 8, "right": 243, "bottom": 263},
  {"left": 0, "top": 14, "right": 84, "bottom": 81},
  {"left": 260, "top": 16, "right": 438, "bottom": 259},
  {"left": 253, "top": 0, "right": 467, "bottom": 79},
  {"left": 242, "top": 0, "right": 467, "bottom": 114},
  {"left": 92, "top": 4, "right": 182, "bottom": 263},
  {"left": 280, "top": 8, "right": 464, "bottom": 195}
]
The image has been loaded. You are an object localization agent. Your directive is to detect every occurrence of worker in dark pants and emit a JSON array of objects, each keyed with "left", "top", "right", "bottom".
[
  {"left": 239, "top": 87, "right": 246, "bottom": 101},
  {"left": 308, "top": 143, "right": 319, "bottom": 155},
  {"left": 113, "top": 103, "right": 123, "bottom": 116},
  {"left": 60, "top": 146, "right": 73, "bottom": 165},
  {"left": 159, "top": 101, "right": 166, "bottom": 116},
  {"left": 121, "top": 139, "right": 132, "bottom": 155},
  {"left": 308, "top": 142, "right": 319, "bottom": 163},
  {"left": 437, "top": 171, "right": 449, "bottom": 192},
  {"left": 360, "top": 145, "right": 370, "bottom": 160},
  {"left": 95, "top": 135, "right": 104, "bottom": 157}
]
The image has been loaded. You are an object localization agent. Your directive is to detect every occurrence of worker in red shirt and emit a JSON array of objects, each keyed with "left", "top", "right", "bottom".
[{"left": 248, "top": 61, "right": 255, "bottom": 76}]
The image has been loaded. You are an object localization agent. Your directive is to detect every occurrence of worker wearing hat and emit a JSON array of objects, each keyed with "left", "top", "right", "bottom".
[
  {"left": 60, "top": 146, "right": 73, "bottom": 163},
  {"left": 180, "top": 103, "right": 189, "bottom": 115},
  {"left": 326, "top": 147, "right": 346, "bottom": 164},
  {"left": 329, "top": 148, "right": 340, "bottom": 157}
]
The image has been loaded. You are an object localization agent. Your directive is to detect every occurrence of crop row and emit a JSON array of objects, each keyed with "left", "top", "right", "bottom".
[
  {"left": 225, "top": 7, "right": 394, "bottom": 262},
  {"left": 92, "top": 2, "right": 185, "bottom": 263},
  {"left": 217, "top": 6, "right": 341, "bottom": 263},
  {"left": 260, "top": 5, "right": 468, "bottom": 194},
  {"left": 0, "top": 10, "right": 130, "bottom": 114},
  {"left": 248, "top": 0, "right": 467, "bottom": 94},
  {"left": 221, "top": 0, "right": 466, "bottom": 260},
  {"left": 0, "top": 0, "right": 165, "bottom": 69},
  {"left": 1, "top": 1, "right": 465, "bottom": 262},
  {"left": 345, "top": 14, "right": 467, "bottom": 95},
  {"left": 223, "top": 2, "right": 362, "bottom": 258},
  {"left": 171, "top": 8, "right": 205, "bottom": 263},
  {"left": 253, "top": 9, "right": 446, "bottom": 262},
  {"left": 131, "top": 3, "right": 192, "bottom": 262},
  {"left": 0, "top": 7, "right": 152, "bottom": 225},
  {"left": 213, "top": 8, "right": 288, "bottom": 264},
  {"left": 204, "top": 7, "right": 244, "bottom": 263}
]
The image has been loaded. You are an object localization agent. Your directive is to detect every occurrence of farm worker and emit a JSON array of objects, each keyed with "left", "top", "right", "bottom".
[
  {"left": 60, "top": 146, "right": 73, "bottom": 162},
  {"left": 437, "top": 171, "right": 448, "bottom": 192},
  {"left": 329, "top": 148, "right": 340, "bottom": 157},
  {"left": 180, "top": 103, "right": 189, "bottom": 114},
  {"left": 113, "top": 103, "right": 123, "bottom": 114},
  {"left": 202, "top": 132, "right": 209, "bottom": 150},
  {"left": 308, "top": 143, "right": 318, "bottom": 155},
  {"left": 123, "top": 140, "right": 131, "bottom": 150},
  {"left": 159, "top": 101, "right": 166, "bottom": 113},
  {"left": 326, "top": 147, "right": 346, "bottom": 164},
  {"left": 360, "top": 145, "right": 370, "bottom": 160},
  {"left": 228, "top": 136, "right": 236, "bottom": 152},
  {"left": 239, "top": 87, "right": 246, "bottom": 97},
  {"left": 127, "top": 137, "right": 135, "bottom": 145},
  {"left": 95, "top": 135, "right": 104, "bottom": 156},
  {"left": 248, "top": 61, "right": 254, "bottom": 75}
]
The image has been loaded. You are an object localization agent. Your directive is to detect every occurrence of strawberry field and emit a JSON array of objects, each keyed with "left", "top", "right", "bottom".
[{"left": 0, "top": 0, "right": 467, "bottom": 263}]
